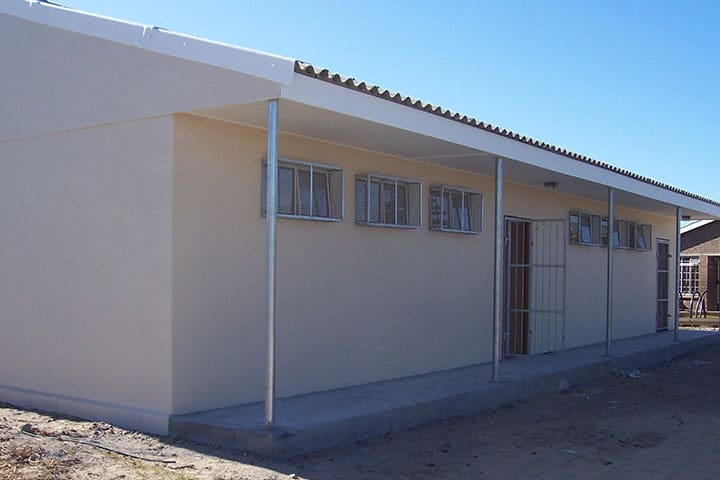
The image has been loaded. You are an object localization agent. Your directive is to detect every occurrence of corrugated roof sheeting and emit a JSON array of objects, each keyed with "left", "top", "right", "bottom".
[{"left": 295, "top": 61, "right": 719, "bottom": 208}]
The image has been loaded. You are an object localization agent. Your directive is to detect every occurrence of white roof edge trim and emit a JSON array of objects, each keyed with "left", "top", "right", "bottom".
[
  {"left": 681, "top": 219, "right": 714, "bottom": 234},
  {"left": 1, "top": 0, "right": 295, "bottom": 85}
]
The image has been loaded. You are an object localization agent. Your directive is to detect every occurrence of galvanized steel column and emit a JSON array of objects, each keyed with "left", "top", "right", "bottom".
[
  {"left": 264, "top": 99, "right": 279, "bottom": 427},
  {"left": 492, "top": 157, "right": 503, "bottom": 382},
  {"left": 605, "top": 188, "right": 614, "bottom": 357},
  {"left": 674, "top": 207, "right": 681, "bottom": 342}
]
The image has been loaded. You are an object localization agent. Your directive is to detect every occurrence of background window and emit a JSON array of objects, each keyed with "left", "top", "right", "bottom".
[{"left": 680, "top": 257, "right": 700, "bottom": 294}]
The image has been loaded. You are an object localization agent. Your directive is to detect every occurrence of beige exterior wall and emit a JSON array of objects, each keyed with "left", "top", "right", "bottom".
[
  {"left": 171, "top": 114, "right": 677, "bottom": 414},
  {"left": 0, "top": 110, "right": 677, "bottom": 425},
  {"left": 0, "top": 117, "right": 174, "bottom": 434},
  {"left": 172, "top": 114, "right": 495, "bottom": 413}
]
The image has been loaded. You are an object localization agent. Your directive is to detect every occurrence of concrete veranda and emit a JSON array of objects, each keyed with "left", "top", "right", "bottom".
[{"left": 169, "top": 329, "right": 719, "bottom": 457}]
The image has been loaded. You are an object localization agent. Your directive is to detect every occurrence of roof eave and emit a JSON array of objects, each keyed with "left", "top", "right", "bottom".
[{"left": 1, "top": 0, "right": 295, "bottom": 85}]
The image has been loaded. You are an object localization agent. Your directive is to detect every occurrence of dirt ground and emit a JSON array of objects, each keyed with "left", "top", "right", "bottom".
[{"left": 2, "top": 337, "right": 719, "bottom": 480}]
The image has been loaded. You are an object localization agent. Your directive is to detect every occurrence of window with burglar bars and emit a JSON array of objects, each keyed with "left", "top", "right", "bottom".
[
  {"left": 634, "top": 223, "right": 651, "bottom": 250},
  {"left": 355, "top": 175, "right": 421, "bottom": 228},
  {"left": 429, "top": 186, "right": 482, "bottom": 233},
  {"left": 569, "top": 212, "right": 602, "bottom": 245},
  {"left": 261, "top": 159, "right": 343, "bottom": 220},
  {"left": 569, "top": 211, "right": 651, "bottom": 250},
  {"left": 679, "top": 257, "right": 700, "bottom": 294},
  {"left": 612, "top": 219, "right": 629, "bottom": 248}
]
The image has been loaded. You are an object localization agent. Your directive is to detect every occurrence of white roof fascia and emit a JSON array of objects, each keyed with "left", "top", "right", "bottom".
[
  {"left": 681, "top": 219, "right": 714, "bottom": 234},
  {"left": 1, "top": 1, "right": 294, "bottom": 85},
  {"left": 282, "top": 74, "right": 720, "bottom": 218}
]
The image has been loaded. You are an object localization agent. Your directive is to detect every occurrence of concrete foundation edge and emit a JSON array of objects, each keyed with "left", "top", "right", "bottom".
[{"left": 0, "top": 384, "right": 170, "bottom": 435}]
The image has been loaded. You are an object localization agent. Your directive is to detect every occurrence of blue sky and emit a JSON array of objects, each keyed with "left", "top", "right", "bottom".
[{"left": 60, "top": 0, "right": 719, "bottom": 200}]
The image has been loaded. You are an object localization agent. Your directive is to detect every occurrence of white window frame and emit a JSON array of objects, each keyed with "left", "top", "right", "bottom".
[
  {"left": 680, "top": 256, "right": 700, "bottom": 295},
  {"left": 429, "top": 185, "right": 483, "bottom": 234},
  {"left": 261, "top": 158, "right": 344, "bottom": 221},
  {"left": 355, "top": 174, "right": 422, "bottom": 229},
  {"left": 569, "top": 211, "right": 602, "bottom": 245},
  {"left": 634, "top": 223, "right": 652, "bottom": 250}
]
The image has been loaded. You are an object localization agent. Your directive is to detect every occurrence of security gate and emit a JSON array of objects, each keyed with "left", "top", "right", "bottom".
[
  {"left": 656, "top": 239, "right": 669, "bottom": 331},
  {"left": 505, "top": 218, "right": 566, "bottom": 355}
]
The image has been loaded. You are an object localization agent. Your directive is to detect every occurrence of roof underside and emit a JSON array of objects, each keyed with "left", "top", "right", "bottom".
[{"left": 196, "top": 95, "right": 718, "bottom": 219}]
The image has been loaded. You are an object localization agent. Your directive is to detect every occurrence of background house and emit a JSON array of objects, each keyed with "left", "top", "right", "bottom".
[{"left": 681, "top": 220, "right": 720, "bottom": 312}]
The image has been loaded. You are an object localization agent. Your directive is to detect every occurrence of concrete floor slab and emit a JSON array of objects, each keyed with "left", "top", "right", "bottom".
[{"left": 169, "top": 330, "right": 719, "bottom": 457}]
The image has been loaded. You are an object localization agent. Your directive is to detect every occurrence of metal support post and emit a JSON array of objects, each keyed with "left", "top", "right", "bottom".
[
  {"left": 264, "top": 99, "right": 279, "bottom": 427},
  {"left": 492, "top": 157, "right": 504, "bottom": 381},
  {"left": 674, "top": 207, "right": 681, "bottom": 342},
  {"left": 605, "top": 188, "right": 614, "bottom": 357}
]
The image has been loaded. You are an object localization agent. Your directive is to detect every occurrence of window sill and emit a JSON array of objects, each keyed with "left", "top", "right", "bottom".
[
  {"left": 570, "top": 241, "right": 652, "bottom": 252},
  {"left": 262, "top": 213, "right": 343, "bottom": 222},
  {"left": 431, "top": 227, "right": 481, "bottom": 235},
  {"left": 355, "top": 221, "right": 420, "bottom": 230}
]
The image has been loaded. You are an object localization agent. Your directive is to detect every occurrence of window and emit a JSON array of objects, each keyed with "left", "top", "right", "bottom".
[
  {"left": 569, "top": 211, "right": 601, "bottom": 245},
  {"left": 680, "top": 256, "right": 700, "bottom": 294},
  {"left": 613, "top": 219, "right": 629, "bottom": 248},
  {"left": 569, "top": 213, "right": 579, "bottom": 243},
  {"left": 628, "top": 222, "right": 636, "bottom": 249},
  {"left": 429, "top": 186, "right": 482, "bottom": 233},
  {"left": 570, "top": 211, "right": 651, "bottom": 252},
  {"left": 355, "top": 174, "right": 421, "bottom": 228},
  {"left": 261, "top": 159, "right": 343, "bottom": 221},
  {"left": 635, "top": 224, "right": 651, "bottom": 250},
  {"left": 601, "top": 217, "right": 609, "bottom": 246}
]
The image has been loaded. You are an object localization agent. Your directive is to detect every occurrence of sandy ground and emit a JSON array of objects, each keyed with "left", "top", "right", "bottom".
[{"left": 2, "top": 337, "right": 719, "bottom": 480}]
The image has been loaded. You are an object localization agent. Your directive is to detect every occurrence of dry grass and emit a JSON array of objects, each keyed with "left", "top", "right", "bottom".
[{"left": 0, "top": 442, "right": 80, "bottom": 480}]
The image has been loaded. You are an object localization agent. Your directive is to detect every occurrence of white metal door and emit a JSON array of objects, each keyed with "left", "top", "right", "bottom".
[
  {"left": 656, "top": 239, "right": 670, "bottom": 330},
  {"left": 528, "top": 219, "right": 566, "bottom": 354},
  {"left": 505, "top": 218, "right": 566, "bottom": 355}
]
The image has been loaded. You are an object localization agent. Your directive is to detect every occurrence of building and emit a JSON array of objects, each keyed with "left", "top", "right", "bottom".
[
  {"left": 1, "top": 1, "right": 719, "bottom": 438},
  {"left": 680, "top": 220, "right": 720, "bottom": 312}
]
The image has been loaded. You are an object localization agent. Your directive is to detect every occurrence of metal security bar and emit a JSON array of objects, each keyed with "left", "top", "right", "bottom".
[
  {"left": 261, "top": 158, "right": 344, "bottom": 221},
  {"left": 505, "top": 218, "right": 531, "bottom": 355},
  {"left": 505, "top": 218, "right": 566, "bottom": 355},
  {"left": 528, "top": 219, "right": 567, "bottom": 354},
  {"left": 354, "top": 174, "right": 421, "bottom": 228},
  {"left": 429, "top": 185, "right": 483, "bottom": 234},
  {"left": 657, "top": 239, "right": 670, "bottom": 331}
]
